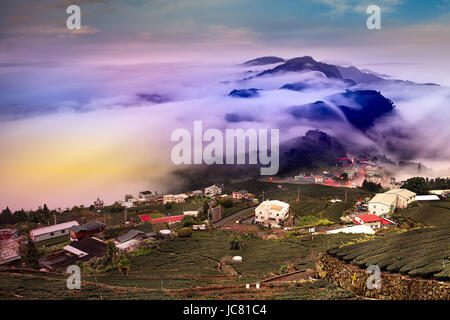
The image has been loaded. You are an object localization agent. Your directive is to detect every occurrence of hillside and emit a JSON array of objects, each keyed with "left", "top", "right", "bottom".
[{"left": 328, "top": 226, "right": 450, "bottom": 281}]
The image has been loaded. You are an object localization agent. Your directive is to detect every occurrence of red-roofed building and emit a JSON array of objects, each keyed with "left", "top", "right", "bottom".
[
  {"left": 353, "top": 214, "right": 395, "bottom": 229},
  {"left": 151, "top": 215, "right": 183, "bottom": 223},
  {"left": 140, "top": 215, "right": 183, "bottom": 224}
]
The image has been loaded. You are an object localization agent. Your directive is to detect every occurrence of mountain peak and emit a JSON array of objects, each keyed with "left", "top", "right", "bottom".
[{"left": 243, "top": 56, "right": 285, "bottom": 66}]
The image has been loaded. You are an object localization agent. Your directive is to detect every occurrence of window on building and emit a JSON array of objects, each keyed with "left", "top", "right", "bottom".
[
  {"left": 50, "top": 232, "right": 54, "bottom": 236},
  {"left": 61, "top": 230, "right": 65, "bottom": 234}
]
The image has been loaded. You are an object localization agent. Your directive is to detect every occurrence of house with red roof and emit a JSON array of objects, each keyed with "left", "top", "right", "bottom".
[{"left": 353, "top": 214, "right": 395, "bottom": 229}]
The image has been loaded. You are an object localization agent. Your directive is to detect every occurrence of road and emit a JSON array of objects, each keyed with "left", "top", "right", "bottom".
[{"left": 212, "top": 205, "right": 257, "bottom": 228}]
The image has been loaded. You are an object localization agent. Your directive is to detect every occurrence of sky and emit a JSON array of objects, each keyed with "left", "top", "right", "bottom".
[{"left": 1, "top": 0, "right": 450, "bottom": 210}]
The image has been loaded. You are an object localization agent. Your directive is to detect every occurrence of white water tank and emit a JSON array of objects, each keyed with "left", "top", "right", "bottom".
[{"left": 232, "top": 256, "right": 243, "bottom": 263}]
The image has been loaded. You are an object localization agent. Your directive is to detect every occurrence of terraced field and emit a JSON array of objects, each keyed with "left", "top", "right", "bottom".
[
  {"left": 396, "top": 200, "right": 450, "bottom": 227},
  {"left": 227, "top": 179, "right": 373, "bottom": 222},
  {"left": 328, "top": 226, "right": 450, "bottom": 281},
  {"left": 321, "top": 202, "right": 355, "bottom": 222}
]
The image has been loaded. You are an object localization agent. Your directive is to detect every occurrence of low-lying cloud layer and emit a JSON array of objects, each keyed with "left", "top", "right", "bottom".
[{"left": 1, "top": 57, "right": 450, "bottom": 210}]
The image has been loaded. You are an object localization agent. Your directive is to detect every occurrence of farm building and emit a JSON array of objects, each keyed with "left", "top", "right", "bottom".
[
  {"left": 232, "top": 190, "right": 249, "bottom": 200},
  {"left": 38, "top": 237, "right": 107, "bottom": 270},
  {"left": 30, "top": 221, "right": 79, "bottom": 242},
  {"left": 205, "top": 184, "right": 222, "bottom": 197},
  {"left": 183, "top": 211, "right": 199, "bottom": 216},
  {"left": 140, "top": 215, "right": 183, "bottom": 224},
  {"left": 415, "top": 195, "right": 440, "bottom": 201},
  {"left": 115, "top": 230, "right": 147, "bottom": 243},
  {"left": 255, "top": 200, "right": 290, "bottom": 228},
  {"left": 138, "top": 191, "right": 159, "bottom": 202},
  {"left": 0, "top": 238, "right": 21, "bottom": 265},
  {"left": 0, "top": 228, "right": 18, "bottom": 240},
  {"left": 115, "top": 230, "right": 149, "bottom": 252},
  {"left": 368, "top": 193, "right": 397, "bottom": 216},
  {"left": 65, "top": 237, "right": 106, "bottom": 257},
  {"left": 327, "top": 225, "right": 375, "bottom": 235},
  {"left": 163, "top": 194, "right": 187, "bottom": 204},
  {"left": 353, "top": 214, "right": 395, "bottom": 229},
  {"left": 70, "top": 221, "right": 105, "bottom": 241},
  {"left": 384, "top": 189, "right": 416, "bottom": 208}
]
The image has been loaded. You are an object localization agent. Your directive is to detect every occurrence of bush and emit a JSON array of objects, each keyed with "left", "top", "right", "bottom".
[
  {"left": 220, "top": 199, "right": 233, "bottom": 208},
  {"left": 178, "top": 227, "right": 192, "bottom": 238},
  {"left": 279, "top": 265, "right": 288, "bottom": 274}
]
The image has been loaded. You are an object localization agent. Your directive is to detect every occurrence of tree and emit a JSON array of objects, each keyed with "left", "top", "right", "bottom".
[
  {"left": 361, "top": 179, "right": 382, "bottom": 192},
  {"left": 401, "top": 177, "right": 431, "bottom": 195},
  {"left": 117, "top": 258, "right": 131, "bottom": 277},
  {"left": 198, "top": 201, "right": 209, "bottom": 221},
  {"left": 181, "top": 215, "right": 196, "bottom": 228},
  {"left": 164, "top": 202, "right": 173, "bottom": 210},
  {"left": 104, "top": 241, "right": 119, "bottom": 266},
  {"left": 23, "top": 239, "right": 40, "bottom": 269},
  {"left": 0, "top": 207, "right": 13, "bottom": 224}
]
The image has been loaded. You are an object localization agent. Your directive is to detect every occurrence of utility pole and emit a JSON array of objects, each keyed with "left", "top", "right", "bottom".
[
  {"left": 53, "top": 213, "right": 57, "bottom": 225},
  {"left": 262, "top": 190, "right": 265, "bottom": 201},
  {"left": 345, "top": 188, "right": 348, "bottom": 203},
  {"left": 296, "top": 187, "right": 300, "bottom": 201}
]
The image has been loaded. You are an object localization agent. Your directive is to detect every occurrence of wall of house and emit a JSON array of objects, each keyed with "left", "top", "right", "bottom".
[
  {"left": 368, "top": 203, "right": 392, "bottom": 216},
  {"left": 32, "top": 228, "right": 70, "bottom": 242},
  {"left": 316, "top": 252, "right": 450, "bottom": 300}
]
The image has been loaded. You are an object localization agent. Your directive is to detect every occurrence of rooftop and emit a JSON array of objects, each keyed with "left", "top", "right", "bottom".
[
  {"left": 31, "top": 221, "right": 79, "bottom": 237},
  {"left": 70, "top": 221, "right": 105, "bottom": 233},
  {"left": 66, "top": 237, "right": 106, "bottom": 257},
  {"left": 415, "top": 195, "right": 440, "bottom": 201},
  {"left": 369, "top": 193, "right": 397, "bottom": 206},
  {"left": 258, "top": 200, "right": 290, "bottom": 212},
  {"left": 385, "top": 188, "right": 416, "bottom": 198},
  {"left": 116, "top": 230, "right": 145, "bottom": 243}
]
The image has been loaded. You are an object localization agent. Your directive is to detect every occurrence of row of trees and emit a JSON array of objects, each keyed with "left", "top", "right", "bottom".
[
  {"left": 0, "top": 204, "right": 56, "bottom": 225},
  {"left": 400, "top": 176, "right": 450, "bottom": 195},
  {"left": 361, "top": 179, "right": 382, "bottom": 192}
]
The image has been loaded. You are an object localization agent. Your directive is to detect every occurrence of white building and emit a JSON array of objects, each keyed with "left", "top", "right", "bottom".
[
  {"left": 368, "top": 193, "right": 397, "bottom": 216},
  {"left": 163, "top": 194, "right": 187, "bottom": 204},
  {"left": 368, "top": 188, "right": 416, "bottom": 216},
  {"left": 138, "top": 191, "right": 158, "bottom": 202},
  {"left": 327, "top": 225, "right": 375, "bottom": 235},
  {"left": 183, "top": 211, "right": 199, "bottom": 216},
  {"left": 415, "top": 195, "right": 440, "bottom": 201},
  {"left": 205, "top": 185, "right": 222, "bottom": 197},
  {"left": 384, "top": 189, "right": 416, "bottom": 209},
  {"left": 255, "top": 200, "right": 290, "bottom": 228},
  {"left": 30, "top": 221, "right": 79, "bottom": 242}
]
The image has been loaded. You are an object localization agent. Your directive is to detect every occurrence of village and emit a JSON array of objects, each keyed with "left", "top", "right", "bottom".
[{"left": 1, "top": 155, "right": 449, "bottom": 299}]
